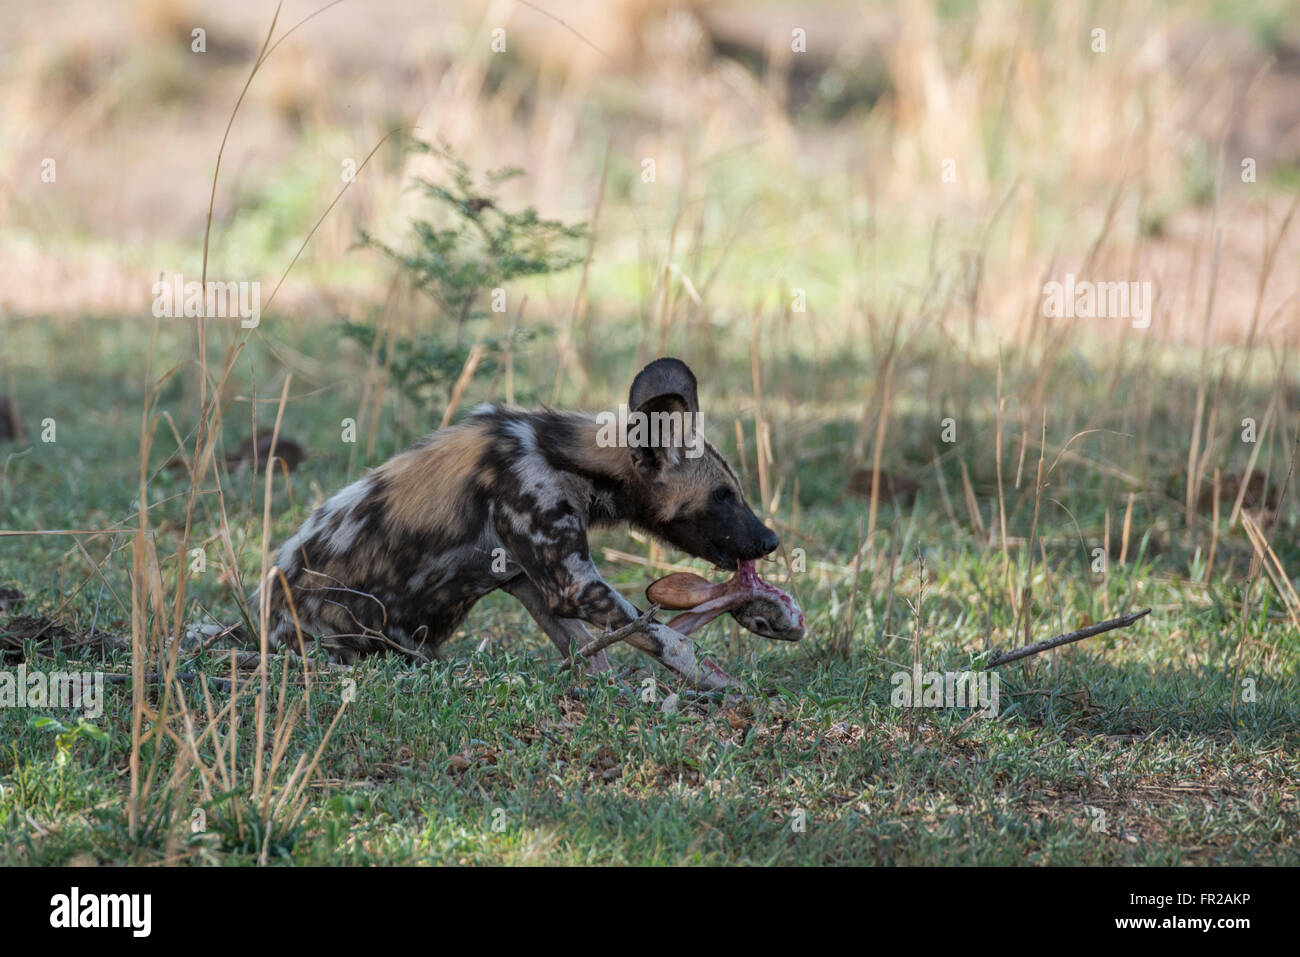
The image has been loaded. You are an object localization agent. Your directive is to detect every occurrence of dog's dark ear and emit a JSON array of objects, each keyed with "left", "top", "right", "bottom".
[
  {"left": 627, "top": 357, "right": 699, "bottom": 473},
  {"left": 629, "top": 357, "right": 699, "bottom": 417}
]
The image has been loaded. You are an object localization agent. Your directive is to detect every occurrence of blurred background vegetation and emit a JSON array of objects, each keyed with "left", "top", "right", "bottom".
[{"left": 2, "top": 0, "right": 1298, "bottom": 622}]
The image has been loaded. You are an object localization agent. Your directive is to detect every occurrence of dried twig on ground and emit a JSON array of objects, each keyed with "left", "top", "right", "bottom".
[
  {"left": 986, "top": 608, "right": 1151, "bottom": 667},
  {"left": 577, "top": 605, "right": 659, "bottom": 659},
  {"left": 102, "top": 671, "right": 236, "bottom": 692}
]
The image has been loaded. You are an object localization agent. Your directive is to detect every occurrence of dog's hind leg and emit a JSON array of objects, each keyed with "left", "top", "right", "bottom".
[{"left": 501, "top": 576, "right": 612, "bottom": 674}]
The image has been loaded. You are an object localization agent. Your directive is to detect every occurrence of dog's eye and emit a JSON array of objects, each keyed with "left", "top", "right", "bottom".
[
  {"left": 712, "top": 486, "right": 734, "bottom": 503},
  {"left": 752, "top": 617, "right": 769, "bottom": 632}
]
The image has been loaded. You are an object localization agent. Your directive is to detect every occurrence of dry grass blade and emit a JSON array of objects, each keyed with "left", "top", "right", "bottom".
[
  {"left": 1240, "top": 512, "right": 1300, "bottom": 633},
  {"left": 440, "top": 343, "right": 486, "bottom": 429},
  {"left": 123, "top": 0, "right": 359, "bottom": 856}
]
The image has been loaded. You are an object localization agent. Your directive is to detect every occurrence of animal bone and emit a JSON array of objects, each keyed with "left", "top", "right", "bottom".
[{"left": 647, "top": 561, "right": 805, "bottom": 641}]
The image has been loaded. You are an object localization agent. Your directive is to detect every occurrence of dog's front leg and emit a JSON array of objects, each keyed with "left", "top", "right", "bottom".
[
  {"left": 496, "top": 532, "right": 733, "bottom": 690},
  {"left": 614, "top": 618, "right": 739, "bottom": 692},
  {"left": 552, "top": 566, "right": 732, "bottom": 690},
  {"left": 494, "top": 502, "right": 735, "bottom": 689},
  {"left": 568, "top": 579, "right": 734, "bottom": 691},
  {"left": 501, "top": 575, "right": 612, "bottom": 675}
]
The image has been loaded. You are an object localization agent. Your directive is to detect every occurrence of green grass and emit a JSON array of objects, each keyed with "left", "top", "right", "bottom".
[{"left": 1, "top": 315, "right": 1297, "bottom": 866}]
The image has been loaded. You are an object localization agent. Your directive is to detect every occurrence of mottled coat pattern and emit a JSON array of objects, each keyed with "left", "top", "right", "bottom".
[{"left": 253, "top": 358, "right": 779, "bottom": 688}]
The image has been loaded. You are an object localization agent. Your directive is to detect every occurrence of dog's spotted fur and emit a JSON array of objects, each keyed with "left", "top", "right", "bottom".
[{"left": 253, "top": 358, "right": 779, "bottom": 688}]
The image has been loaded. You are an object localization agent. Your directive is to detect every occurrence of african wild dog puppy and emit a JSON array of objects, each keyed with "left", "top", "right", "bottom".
[{"left": 253, "top": 357, "right": 779, "bottom": 689}]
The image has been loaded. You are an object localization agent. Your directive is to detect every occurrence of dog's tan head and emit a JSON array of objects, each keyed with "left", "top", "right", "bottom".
[{"left": 622, "top": 357, "right": 779, "bottom": 571}]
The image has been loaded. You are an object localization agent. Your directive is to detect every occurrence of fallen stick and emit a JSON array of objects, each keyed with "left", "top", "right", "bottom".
[
  {"left": 101, "top": 671, "right": 236, "bottom": 692},
  {"left": 97, "top": 653, "right": 348, "bottom": 693},
  {"left": 577, "top": 605, "right": 659, "bottom": 659},
  {"left": 985, "top": 608, "right": 1151, "bottom": 667}
]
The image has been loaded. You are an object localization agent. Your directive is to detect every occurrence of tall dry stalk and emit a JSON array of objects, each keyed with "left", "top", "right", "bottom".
[{"left": 127, "top": 1, "right": 356, "bottom": 857}]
